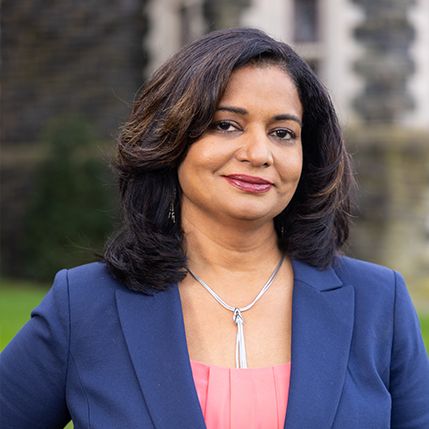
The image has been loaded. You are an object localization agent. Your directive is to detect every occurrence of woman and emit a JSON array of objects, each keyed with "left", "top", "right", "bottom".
[{"left": 1, "top": 28, "right": 428, "bottom": 429}]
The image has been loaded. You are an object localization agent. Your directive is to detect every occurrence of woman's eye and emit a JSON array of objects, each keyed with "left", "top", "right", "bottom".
[
  {"left": 213, "top": 121, "right": 238, "bottom": 132},
  {"left": 271, "top": 128, "right": 295, "bottom": 141}
]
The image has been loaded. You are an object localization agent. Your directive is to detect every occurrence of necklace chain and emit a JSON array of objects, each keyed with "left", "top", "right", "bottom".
[{"left": 186, "top": 255, "right": 285, "bottom": 368}]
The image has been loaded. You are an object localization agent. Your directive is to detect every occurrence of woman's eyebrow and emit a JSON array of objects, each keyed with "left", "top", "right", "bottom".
[
  {"left": 273, "top": 114, "right": 302, "bottom": 127},
  {"left": 217, "top": 105, "right": 302, "bottom": 127},
  {"left": 217, "top": 105, "right": 248, "bottom": 115}
]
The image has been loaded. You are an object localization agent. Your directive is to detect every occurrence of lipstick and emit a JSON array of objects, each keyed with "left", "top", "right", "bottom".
[{"left": 224, "top": 174, "right": 272, "bottom": 193}]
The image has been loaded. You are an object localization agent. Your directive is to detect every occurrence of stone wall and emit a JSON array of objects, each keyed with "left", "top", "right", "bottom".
[
  {"left": 352, "top": 0, "right": 416, "bottom": 123},
  {"left": 1, "top": 0, "right": 147, "bottom": 146},
  {"left": 1, "top": 0, "right": 148, "bottom": 275}
]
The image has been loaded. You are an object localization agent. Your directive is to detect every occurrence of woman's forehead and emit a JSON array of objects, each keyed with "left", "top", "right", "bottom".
[{"left": 217, "top": 65, "right": 302, "bottom": 120}]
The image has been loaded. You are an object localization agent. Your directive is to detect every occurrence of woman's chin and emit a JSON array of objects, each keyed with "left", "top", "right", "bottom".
[{"left": 215, "top": 207, "right": 277, "bottom": 225}]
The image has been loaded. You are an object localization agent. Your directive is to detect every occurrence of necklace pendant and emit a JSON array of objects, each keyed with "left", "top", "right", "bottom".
[
  {"left": 187, "top": 256, "right": 284, "bottom": 370},
  {"left": 233, "top": 308, "right": 247, "bottom": 368}
]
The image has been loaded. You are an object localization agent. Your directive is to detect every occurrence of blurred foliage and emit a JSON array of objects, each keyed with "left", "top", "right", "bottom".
[{"left": 22, "top": 116, "right": 117, "bottom": 281}]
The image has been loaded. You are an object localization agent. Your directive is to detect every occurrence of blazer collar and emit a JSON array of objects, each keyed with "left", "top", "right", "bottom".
[
  {"left": 115, "top": 258, "right": 354, "bottom": 429},
  {"left": 292, "top": 258, "right": 344, "bottom": 291}
]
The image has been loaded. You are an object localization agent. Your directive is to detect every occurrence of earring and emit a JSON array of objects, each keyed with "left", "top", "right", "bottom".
[{"left": 168, "top": 201, "right": 176, "bottom": 224}]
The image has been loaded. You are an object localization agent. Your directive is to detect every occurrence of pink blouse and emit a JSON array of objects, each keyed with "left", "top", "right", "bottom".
[{"left": 190, "top": 359, "right": 291, "bottom": 429}]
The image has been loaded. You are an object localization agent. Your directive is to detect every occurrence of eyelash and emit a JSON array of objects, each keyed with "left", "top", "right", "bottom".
[
  {"left": 212, "top": 120, "right": 240, "bottom": 132},
  {"left": 211, "top": 120, "right": 297, "bottom": 141},
  {"left": 271, "top": 128, "right": 296, "bottom": 141}
]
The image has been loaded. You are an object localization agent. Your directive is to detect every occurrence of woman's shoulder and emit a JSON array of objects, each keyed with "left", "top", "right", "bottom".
[
  {"left": 332, "top": 255, "right": 410, "bottom": 309},
  {"left": 66, "top": 260, "right": 119, "bottom": 288},
  {"left": 295, "top": 254, "right": 403, "bottom": 296},
  {"left": 43, "top": 261, "right": 155, "bottom": 335},
  {"left": 52, "top": 261, "right": 121, "bottom": 293},
  {"left": 49, "top": 261, "right": 133, "bottom": 311},
  {"left": 335, "top": 254, "right": 395, "bottom": 273},
  {"left": 334, "top": 255, "right": 401, "bottom": 287}
]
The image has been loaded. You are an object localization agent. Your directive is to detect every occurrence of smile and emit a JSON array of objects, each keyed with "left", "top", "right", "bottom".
[{"left": 224, "top": 174, "right": 273, "bottom": 193}]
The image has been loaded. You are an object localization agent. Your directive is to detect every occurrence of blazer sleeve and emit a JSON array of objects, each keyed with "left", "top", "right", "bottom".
[
  {"left": 390, "top": 271, "right": 429, "bottom": 429},
  {"left": 0, "top": 270, "right": 71, "bottom": 429}
]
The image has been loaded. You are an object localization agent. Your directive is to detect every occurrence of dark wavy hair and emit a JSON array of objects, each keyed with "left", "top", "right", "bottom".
[{"left": 104, "top": 28, "right": 355, "bottom": 293}]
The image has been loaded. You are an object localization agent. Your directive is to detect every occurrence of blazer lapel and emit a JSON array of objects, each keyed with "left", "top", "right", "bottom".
[
  {"left": 285, "top": 259, "right": 355, "bottom": 429},
  {"left": 115, "top": 285, "right": 205, "bottom": 429}
]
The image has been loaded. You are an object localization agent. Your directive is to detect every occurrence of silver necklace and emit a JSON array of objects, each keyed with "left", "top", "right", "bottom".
[{"left": 187, "top": 255, "right": 285, "bottom": 368}]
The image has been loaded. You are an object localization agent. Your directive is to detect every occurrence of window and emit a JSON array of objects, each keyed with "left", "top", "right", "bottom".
[{"left": 293, "top": 0, "right": 319, "bottom": 43}]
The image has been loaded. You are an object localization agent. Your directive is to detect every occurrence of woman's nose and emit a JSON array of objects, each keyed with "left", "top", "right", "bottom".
[{"left": 236, "top": 128, "right": 274, "bottom": 167}]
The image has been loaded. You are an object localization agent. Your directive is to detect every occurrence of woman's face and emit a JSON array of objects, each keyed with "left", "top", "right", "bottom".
[{"left": 178, "top": 64, "right": 303, "bottom": 226}]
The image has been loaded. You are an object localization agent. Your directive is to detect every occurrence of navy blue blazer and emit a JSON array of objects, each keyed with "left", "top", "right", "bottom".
[{"left": 1, "top": 256, "right": 428, "bottom": 428}]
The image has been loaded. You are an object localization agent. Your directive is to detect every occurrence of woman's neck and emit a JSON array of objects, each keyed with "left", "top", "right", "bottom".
[{"left": 181, "top": 210, "right": 282, "bottom": 277}]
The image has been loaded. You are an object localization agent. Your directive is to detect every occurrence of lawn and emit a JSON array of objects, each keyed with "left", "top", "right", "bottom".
[
  {"left": 0, "top": 280, "right": 49, "bottom": 350},
  {"left": 1, "top": 279, "right": 428, "bottom": 429}
]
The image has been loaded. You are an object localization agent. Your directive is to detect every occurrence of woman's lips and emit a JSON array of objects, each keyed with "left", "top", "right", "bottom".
[{"left": 224, "top": 174, "right": 273, "bottom": 193}]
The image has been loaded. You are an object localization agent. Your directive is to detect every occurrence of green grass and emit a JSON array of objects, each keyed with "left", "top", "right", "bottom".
[
  {"left": 420, "top": 314, "right": 429, "bottom": 350},
  {"left": 0, "top": 279, "right": 428, "bottom": 429},
  {"left": 0, "top": 280, "right": 49, "bottom": 349}
]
